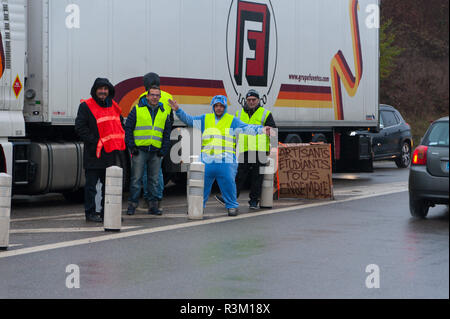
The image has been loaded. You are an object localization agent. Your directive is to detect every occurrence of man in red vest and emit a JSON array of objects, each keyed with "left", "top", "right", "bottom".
[{"left": 75, "top": 78, "right": 126, "bottom": 222}]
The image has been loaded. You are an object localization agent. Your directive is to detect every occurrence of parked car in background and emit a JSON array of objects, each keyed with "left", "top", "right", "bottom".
[
  {"left": 370, "top": 105, "right": 413, "bottom": 168},
  {"left": 409, "top": 116, "right": 449, "bottom": 218}
]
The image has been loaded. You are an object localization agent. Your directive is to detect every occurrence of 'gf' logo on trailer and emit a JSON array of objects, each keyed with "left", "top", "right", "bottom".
[{"left": 226, "top": 0, "right": 278, "bottom": 107}]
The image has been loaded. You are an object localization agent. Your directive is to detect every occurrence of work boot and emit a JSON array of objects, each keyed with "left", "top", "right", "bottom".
[
  {"left": 85, "top": 211, "right": 103, "bottom": 223},
  {"left": 227, "top": 208, "right": 238, "bottom": 217}
]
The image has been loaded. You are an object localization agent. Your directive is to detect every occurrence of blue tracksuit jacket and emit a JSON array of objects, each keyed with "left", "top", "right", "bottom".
[{"left": 175, "top": 106, "right": 263, "bottom": 209}]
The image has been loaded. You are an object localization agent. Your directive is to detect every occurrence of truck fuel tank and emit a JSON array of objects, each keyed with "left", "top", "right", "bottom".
[{"left": 25, "top": 142, "right": 85, "bottom": 194}]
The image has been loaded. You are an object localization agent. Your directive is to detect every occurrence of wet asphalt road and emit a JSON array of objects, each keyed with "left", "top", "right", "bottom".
[{"left": 0, "top": 162, "right": 448, "bottom": 299}]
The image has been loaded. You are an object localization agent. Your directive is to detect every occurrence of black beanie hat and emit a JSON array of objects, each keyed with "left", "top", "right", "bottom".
[{"left": 246, "top": 89, "right": 260, "bottom": 99}]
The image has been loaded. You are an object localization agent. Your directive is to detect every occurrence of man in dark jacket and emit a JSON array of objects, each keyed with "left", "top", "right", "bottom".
[
  {"left": 215, "top": 89, "right": 276, "bottom": 209},
  {"left": 139, "top": 73, "right": 174, "bottom": 211},
  {"left": 125, "top": 86, "right": 172, "bottom": 216},
  {"left": 75, "top": 78, "right": 126, "bottom": 222}
]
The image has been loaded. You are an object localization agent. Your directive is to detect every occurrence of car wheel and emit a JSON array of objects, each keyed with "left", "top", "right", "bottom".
[
  {"left": 395, "top": 142, "right": 411, "bottom": 168},
  {"left": 409, "top": 196, "right": 429, "bottom": 218}
]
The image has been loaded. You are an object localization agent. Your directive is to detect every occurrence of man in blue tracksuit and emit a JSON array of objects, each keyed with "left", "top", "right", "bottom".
[{"left": 169, "top": 95, "right": 270, "bottom": 216}]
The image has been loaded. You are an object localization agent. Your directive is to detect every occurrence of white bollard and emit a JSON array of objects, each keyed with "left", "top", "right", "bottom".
[
  {"left": 187, "top": 156, "right": 204, "bottom": 220},
  {"left": 187, "top": 155, "right": 199, "bottom": 209},
  {"left": 260, "top": 158, "right": 275, "bottom": 209},
  {"left": 0, "top": 173, "right": 12, "bottom": 250},
  {"left": 104, "top": 166, "right": 123, "bottom": 232}
]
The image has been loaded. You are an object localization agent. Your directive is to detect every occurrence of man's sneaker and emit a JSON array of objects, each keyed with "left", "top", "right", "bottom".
[
  {"left": 227, "top": 208, "right": 238, "bottom": 217},
  {"left": 215, "top": 195, "right": 226, "bottom": 206},
  {"left": 249, "top": 200, "right": 259, "bottom": 210},
  {"left": 126, "top": 205, "right": 136, "bottom": 216}
]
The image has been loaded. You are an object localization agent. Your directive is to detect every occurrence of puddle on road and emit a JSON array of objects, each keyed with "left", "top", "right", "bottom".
[{"left": 198, "top": 236, "right": 267, "bottom": 266}]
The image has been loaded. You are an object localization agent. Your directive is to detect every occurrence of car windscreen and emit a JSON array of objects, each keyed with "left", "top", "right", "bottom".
[{"left": 423, "top": 121, "right": 449, "bottom": 147}]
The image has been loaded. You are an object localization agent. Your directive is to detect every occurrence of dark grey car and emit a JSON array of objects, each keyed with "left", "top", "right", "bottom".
[
  {"left": 408, "top": 116, "right": 449, "bottom": 218},
  {"left": 371, "top": 105, "right": 413, "bottom": 168}
]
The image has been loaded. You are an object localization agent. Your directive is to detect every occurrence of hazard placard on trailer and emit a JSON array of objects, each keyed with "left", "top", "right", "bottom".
[{"left": 13, "top": 75, "right": 22, "bottom": 98}]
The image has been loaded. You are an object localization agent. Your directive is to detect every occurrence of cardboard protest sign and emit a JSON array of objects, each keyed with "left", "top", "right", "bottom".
[{"left": 276, "top": 143, "right": 333, "bottom": 200}]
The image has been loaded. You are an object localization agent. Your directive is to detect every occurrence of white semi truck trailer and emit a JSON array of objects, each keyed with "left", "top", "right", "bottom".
[{"left": 0, "top": 0, "right": 379, "bottom": 197}]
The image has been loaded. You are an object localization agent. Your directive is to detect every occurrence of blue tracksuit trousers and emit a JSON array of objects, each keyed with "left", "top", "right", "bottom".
[{"left": 203, "top": 163, "right": 239, "bottom": 209}]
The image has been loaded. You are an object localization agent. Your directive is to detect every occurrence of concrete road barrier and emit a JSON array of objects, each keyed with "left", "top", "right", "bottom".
[
  {"left": 104, "top": 166, "right": 123, "bottom": 232},
  {"left": 260, "top": 158, "right": 275, "bottom": 208},
  {"left": 187, "top": 156, "right": 205, "bottom": 220},
  {"left": 0, "top": 173, "right": 12, "bottom": 250}
]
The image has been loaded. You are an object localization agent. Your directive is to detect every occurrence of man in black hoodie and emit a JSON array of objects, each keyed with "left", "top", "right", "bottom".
[{"left": 75, "top": 78, "right": 126, "bottom": 222}]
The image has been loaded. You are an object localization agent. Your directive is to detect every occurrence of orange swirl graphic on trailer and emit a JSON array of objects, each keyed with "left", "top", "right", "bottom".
[
  {"left": 114, "top": 77, "right": 227, "bottom": 117},
  {"left": 0, "top": 32, "right": 5, "bottom": 79},
  {"left": 330, "top": 0, "right": 363, "bottom": 120}
]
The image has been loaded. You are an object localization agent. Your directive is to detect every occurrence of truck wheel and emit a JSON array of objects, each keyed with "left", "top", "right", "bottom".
[
  {"left": 285, "top": 134, "right": 302, "bottom": 144},
  {"left": 395, "top": 142, "right": 411, "bottom": 168},
  {"left": 409, "top": 196, "right": 429, "bottom": 218},
  {"left": 312, "top": 133, "right": 327, "bottom": 143}
]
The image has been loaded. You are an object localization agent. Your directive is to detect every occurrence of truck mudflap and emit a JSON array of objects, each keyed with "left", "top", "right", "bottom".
[
  {"left": 358, "top": 135, "right": 373, "bottom": 160},
  {"left": 334, "top": 133, "right": 374, "bottom": 172}
]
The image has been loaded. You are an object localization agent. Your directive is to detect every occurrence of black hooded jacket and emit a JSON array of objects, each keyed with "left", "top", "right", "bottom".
[{"left": 75, "top": 78, "right": 125, "bottom": 169}]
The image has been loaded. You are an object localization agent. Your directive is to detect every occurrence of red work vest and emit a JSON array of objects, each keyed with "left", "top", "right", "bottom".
[{"left": 81, "top": 98, "right": 126, "bottom": 158}]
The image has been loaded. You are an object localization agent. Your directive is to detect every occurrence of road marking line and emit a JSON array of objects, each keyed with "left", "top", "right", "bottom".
[
  {"left": 56, "top": 213, "right": 231, "bottom": 221},
  {"left": 11, "top": 214, "right": 84, "bottom": 223},
  {"left": 10, "top": 226, "right": 141, "bottom": 234},
  {"left": 0, "top": 186, "right": 408, "bottom": 259},
  {"left": 135, "top": 201, "right": 242, "bottom": 211}
]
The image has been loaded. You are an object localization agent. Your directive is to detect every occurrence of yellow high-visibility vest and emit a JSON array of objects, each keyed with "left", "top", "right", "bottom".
[
  {"left": 202, "top": 113, "right": 236, "bottom": 156},
  {"left": 236, "top": 107, "right": 270, "bottom": 153},
  {"left": 133, "top": 104, "right": 168, "bottom": 149}
]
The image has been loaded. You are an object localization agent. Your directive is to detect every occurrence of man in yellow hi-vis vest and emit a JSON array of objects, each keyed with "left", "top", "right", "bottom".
[
  {"left": 217, "top": 89, "right": 276, "bottom": 210},
  {"left": 169, "top": 95, "right": 272, "bottom": 216},
  {"left": 139, "top": 73, "right": 174, "bottom": 213},
  {"left": 125, "top": 86, "right": 172, "bottom": 216}
]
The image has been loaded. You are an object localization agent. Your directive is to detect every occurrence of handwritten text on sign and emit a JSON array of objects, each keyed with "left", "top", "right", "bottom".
[{"left": 278, "top": 144, "right": 333, "bottom": 199}]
